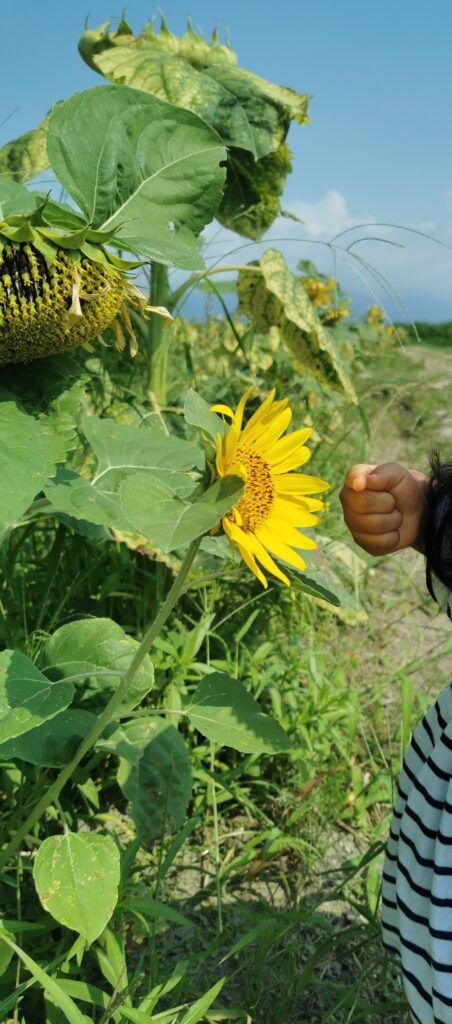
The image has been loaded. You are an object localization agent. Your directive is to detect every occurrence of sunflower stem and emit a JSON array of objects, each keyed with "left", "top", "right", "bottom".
[
  {"left": 0, "top": 536, "right": 202, "bottom": 873},
  {"left": 148, "top": 261, "right": 170, "bottom": 404}
]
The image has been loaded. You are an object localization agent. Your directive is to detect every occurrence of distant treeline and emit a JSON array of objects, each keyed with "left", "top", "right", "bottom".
[{"left": 399, "top": 321, "right": 452, "bottom": 346}]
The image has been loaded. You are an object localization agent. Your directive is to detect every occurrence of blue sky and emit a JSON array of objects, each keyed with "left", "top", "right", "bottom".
[{"left": 3, "top": 0, "right": 452, "bottom": 320}]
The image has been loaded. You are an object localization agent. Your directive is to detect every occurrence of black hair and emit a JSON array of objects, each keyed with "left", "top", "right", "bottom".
[{"left": 425, "top": 450, "right": 452, "bottom": 613}]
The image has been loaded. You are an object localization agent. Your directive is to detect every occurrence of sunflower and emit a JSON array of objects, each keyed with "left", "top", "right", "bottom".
[
  {"left": 211, "top": 388, "right": 329, "bottom": 588},
  {"left": 0, "top": 241, "right": 172, "bottom": 367}
]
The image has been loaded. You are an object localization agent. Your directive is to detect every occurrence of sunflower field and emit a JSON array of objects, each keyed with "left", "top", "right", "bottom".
[{"left": 0, "top": 13, "right": 429, "bottom": 1024}]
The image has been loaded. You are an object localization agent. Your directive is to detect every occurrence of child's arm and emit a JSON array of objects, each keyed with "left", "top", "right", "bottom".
[{"left": 339, "top": 462, "right": 429, "bottom": 556}]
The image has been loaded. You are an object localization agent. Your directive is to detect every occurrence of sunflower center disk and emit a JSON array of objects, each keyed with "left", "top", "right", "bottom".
[{"left": 233, "top": 444, "right": 275, "bottom": 531}]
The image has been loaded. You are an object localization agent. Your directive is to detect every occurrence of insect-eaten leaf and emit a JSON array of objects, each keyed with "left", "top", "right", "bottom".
[
  {"left": 33, "top": 833, "right": 120, "bottom": 944},
  {"left": 99, "top": 717, "right": 192, "bottom": 840}
]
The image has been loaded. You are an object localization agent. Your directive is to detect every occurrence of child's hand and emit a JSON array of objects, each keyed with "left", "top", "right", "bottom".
[{"left": 339, "top": 463, "right": 428, "bottom": 555}]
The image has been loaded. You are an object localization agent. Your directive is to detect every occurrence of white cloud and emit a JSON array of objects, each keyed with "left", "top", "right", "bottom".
[{"left": 282, "top": 190, "right": 376, "bottom": 239}]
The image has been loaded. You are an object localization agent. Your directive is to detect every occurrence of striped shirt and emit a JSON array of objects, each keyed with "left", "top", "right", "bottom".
[{"left": 382, "top": 680, "right": 452, "bottom": 1023}]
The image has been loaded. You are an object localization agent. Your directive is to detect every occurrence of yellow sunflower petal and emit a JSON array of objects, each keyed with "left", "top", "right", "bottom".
[
  {"left": 275, "top": 473, "right": 330, "bottom": 495},
  {"left": 262, "top": 517, "right": 318, "bottom": 550},
  {"left": 239, "top": 388, "right": 276, "bottom": 441},
  {"left": 266, "top": 430, "right": 314, "bottom": 469},
  {"left": 254, "top": 524, "right": 308, "bottom": 572},
  {"left": 210, "top": 403, "right": 234, "bottom": 418},
  {"left": 226, "top": 519, "right": 290, "bottom": 586},
  {"left": 237, "top": 544, "right": 268, "bottom": 588},
  {"left": 223, "top": 422, "right": 239, "bottom": 462},
  {"left": 271, "top": 497, "right": 320, "bottom": 527},
  {"left": 252, "top": 407, "right": 292, "bottom": 453},
  {"left": 232, "top": 386, "right": 253, "bottom": 433}
]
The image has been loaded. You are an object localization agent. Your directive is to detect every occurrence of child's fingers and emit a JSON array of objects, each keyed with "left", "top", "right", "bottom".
[
  {"left": 352, "top": 530, "right": 401, "bottom": 556},
  {"left": 343, "top": 509, "right": 402, "bottom": 536},
  {"left": 342, "top": 488, "right": 396, "bottom": 515}
]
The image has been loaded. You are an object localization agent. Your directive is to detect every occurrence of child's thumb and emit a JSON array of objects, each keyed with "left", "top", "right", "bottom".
[
  {"left": 346, "top": 464, "right": 377, "bottom": 492},
  {"left": 366, "top": 463, "right": 406, "bottom": 493}
]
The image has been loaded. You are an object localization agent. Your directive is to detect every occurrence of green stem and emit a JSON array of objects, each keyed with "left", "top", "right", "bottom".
[
  {"left": 148, "top": 261, "right": 170, "bottom": 403},
  {"left": 0, "top": 537, "right": 202, "bottom": 874},
  {"left": 210, "top": 742, "right": 223, "bottom": 934}
]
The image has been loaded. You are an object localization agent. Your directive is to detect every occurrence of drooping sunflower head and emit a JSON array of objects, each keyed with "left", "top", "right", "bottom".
[
  {"left": 211, "top": 388, "right": 330, "bottom": 588},
  {"left": 0, "top": 226, "right": 172, "bottom": 367}
]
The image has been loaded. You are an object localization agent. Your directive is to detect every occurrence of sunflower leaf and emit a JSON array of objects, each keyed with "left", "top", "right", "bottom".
[
  {"left": 98, "top": 717, "right": 192, "bottom": 839},
  {"left": 47, "top": 85, "right": 227, "bottom": 270},
  {"left": 187, "top": 672, "right": 291, "bottom": 754},
  {"left": 119, "top": 473, "right": 244, "bottom": 552},
  {"left": 78, "top": 18, "right": 309, "bottom": 240},
  {"left": 237, "top": 249, "right": 358, "bottom": 401},
  {"left": 33, "top": 833, "right": 120, "bottom": 944}
]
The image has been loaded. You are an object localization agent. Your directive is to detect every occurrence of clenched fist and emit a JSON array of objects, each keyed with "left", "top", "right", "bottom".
[{"left": 340, "top": 462, "right": 428, "bottom": 556}]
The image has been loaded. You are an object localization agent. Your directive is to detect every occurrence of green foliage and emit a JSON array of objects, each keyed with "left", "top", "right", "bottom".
[
  {"left": 42, "top": 618, "right": 155, "bottom": 714},
  {"left": 237, "top": 249, "right": 357, "bottom": 400},
  {"left": 0, "top": 114, "right": 49, "bottom": 183},
  {"left": 187, "top": 672, "right": 291, "bottom": 753},
  {"left": 78, "top": 16, "right": 308, "bottom": 240},
  {"left": 47, "top": 86, "right": 226, "bottom": 269},
  {"left": 33, "top": 833, "right": 120, "bottom": 943},
  {"left": 101, "top": 717, "right": 192, "bottom": 839}
]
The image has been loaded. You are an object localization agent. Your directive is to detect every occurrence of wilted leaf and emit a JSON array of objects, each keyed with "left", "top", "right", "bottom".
[
  {"left": 33, "top": 833, "right": 120, "bottom": 943},
  {"left": 0, "top": 651, "right": 73, "bottom": 745},
  {"left": 78, "top": 18, "right": 309, "bottom": 239},
  {"left": 42, "top": 618, "right": 155, "bottom": 715},
  {"left": 187, "top": 672, "right": 290, "bottom": 753},
  {"left": 237, "top": 249, "right": 357, "bottom": 400},
  {"left": 100, "top": 717, "right": 192, "bottom": 839},
  {"left": 0, "top": 114, "right": 50, "bottom": 183},
  {"left": 47, "top": 86, "right": 227, "bottom": 269},
  {"left": 217, "top": 143, "right": 292, "bottom": 240}
]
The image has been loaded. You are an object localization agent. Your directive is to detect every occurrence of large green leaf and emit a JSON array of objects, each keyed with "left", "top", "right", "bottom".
[
  {"left": 237, "top": 249, "right": 357, "bottom": 400},
  {"left": 82, "top": 414, "right": 204, "bottom": 490},
  {"left": 33, "top": 833, "right": 120, "bottom": 943},
  {"left": 119, "top": 472, "right": 243, "bottom": 552},
  {"left": 44, "top": 468, "right": 130, "bottom": 530},
  {"left": 0, "top": 358, "right": 86, "bottom": 535},
  {"left": 47, "top": 85, "right": 227, "bottom": 269},
  {"left": 183, "top": 388, "right": 226, "bottom": 441},
  {"left": 0, "top": 650, "right": 74, "bottom": 746},
  {"left": 187, "top": 672, "right": 290, "bottom": 754},
  {"left": 78, "top": 18, "right": 309, "bottom": 240},
  {"left": 0, "top": 708, "right": 96, "bottom": 767},
  {"left": 41, "top": 618, "right": 154, "bottom": 715},
  {"left": 99, "top": 717, "right": 192, "bottom": 839}
]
